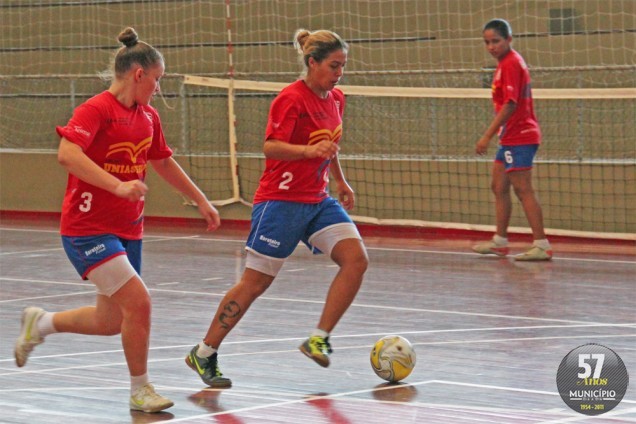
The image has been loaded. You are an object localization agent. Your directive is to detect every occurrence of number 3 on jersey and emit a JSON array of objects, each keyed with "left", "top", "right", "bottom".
[
  {"left": 278, "top": 172, "right": 293, "bottom": 190},
  {"left": 79, "top": 191, "right": 93, "bottom": 212}
]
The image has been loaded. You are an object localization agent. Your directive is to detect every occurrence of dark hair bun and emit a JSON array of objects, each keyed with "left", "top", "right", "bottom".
[{"left": 118, "top": 27, "right": 139, "bottom": 48}]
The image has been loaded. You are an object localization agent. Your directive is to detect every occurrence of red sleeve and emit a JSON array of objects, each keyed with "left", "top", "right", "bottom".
[
  {"left": 499, "top": 58, "right": 523, "bottom": 105},
  {"left": 55, "top": 103, "right": 103, "bottom": 150},
  {"left": 146, "top": 107, "right": 173, "bottom": 160},
  {"left": 333, "top": 88, "right": 346, "bottom": 117},
  {"left": 265, "top": 92, "right": 299, "bottom": 143}
]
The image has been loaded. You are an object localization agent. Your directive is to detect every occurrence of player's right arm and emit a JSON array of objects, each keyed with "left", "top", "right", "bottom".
[
  {"left": 264, "top": 139, "right": 339, "bottom": 161},
  {"left": 475, "top": 102, "right": 516, "bottom": 155},
  {"left": 57, "top": 138, "right": 147, "bottom": 201}
]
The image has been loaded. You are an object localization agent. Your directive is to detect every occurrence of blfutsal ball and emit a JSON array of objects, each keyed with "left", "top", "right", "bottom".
[{"left": 370, "top": 335, "right": 416, "bottom": 382}]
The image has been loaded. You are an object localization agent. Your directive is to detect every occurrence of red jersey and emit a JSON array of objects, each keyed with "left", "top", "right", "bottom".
[
  {"left": 491, "top": 49, "right": 541, "bottom": 145},
  {"left": 56, "top": 91, "right": 173, "bottom": 239},
  {"left": 253, "top": 80, "right": 345, "bottom": 204}
]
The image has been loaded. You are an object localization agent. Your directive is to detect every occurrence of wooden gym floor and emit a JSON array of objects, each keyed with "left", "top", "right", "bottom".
[{"left": 0, "top": 215, "right": 634, "bottom": 423}]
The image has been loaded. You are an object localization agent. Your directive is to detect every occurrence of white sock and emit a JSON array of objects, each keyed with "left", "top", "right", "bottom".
[
  {"left": 493, "top": 235, "right": 508, "bottom": 246},
  {"left": 311, "top": 328, "right": 329, "bottom": 339},
  {"left": 37, "top": 312, "right": 57, "bottom": 338},
  {"left": 533, "top": 239, "right": 551, "bottom": 250},
  {"left": 197, "top": 342, "right": 217, "bottom": 358},
  {"left": 130, "top": 373, "right": 149, "bottom": 393}
]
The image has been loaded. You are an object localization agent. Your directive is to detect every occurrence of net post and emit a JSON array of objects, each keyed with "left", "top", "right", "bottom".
[{"left": 225, "top": 0, "right": 241, "bottom": 204}]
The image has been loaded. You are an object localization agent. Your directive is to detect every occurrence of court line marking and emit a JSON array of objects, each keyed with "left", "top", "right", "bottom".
[
  {"left": 0, "top": 322, "right": 632, "bottom": 362},
  {"left": 0, "top": 290, "right": 94, "bottom": 304},
  {"left": 152, "top": 378, "right": 636, "bottom": 422},
  {"left": 2, "top": 333, "right": 634, "bottom": 371},
  {"left": 0, "top": 277, "right": 90, "bottom": 287},
  {"left": 0, "top": 382, "right": 618, "bottom": 422},
  {"left": 0, "top": 247, "right": 64, "bottom": 255},
  {"left": 2, "top": 226, "right": 633, "bottom": 264},
  {"left": 2, "top": 275, "right": 634, "bottom": 326},
  {"left": 150, "top": 287, "right": 633, "bottom": 326}
]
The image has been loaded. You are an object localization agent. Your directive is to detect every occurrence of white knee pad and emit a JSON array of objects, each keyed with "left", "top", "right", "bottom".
[
  {"left": 245, "top": 248, "right": 285, "bottom": 277},
  {"left": 308, "top": 223, "right": 362, "bottom": 256},
  {"left": 87, "top": 255, "right": 141, "bottom": 297}
]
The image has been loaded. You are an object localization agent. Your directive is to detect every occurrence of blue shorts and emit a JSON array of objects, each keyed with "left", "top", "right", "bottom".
[
  {"left": 495, "top": 144, "right": 539, "bottom": 172},
  {"left": 62, "top": 234, "right": 142, "bottom": 280},
  {"left": 246, "top": 197, "right": 354, "bottom": 259}
]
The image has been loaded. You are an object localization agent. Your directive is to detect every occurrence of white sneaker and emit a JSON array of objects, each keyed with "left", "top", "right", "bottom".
[
  {"left": 130, "top": 383, "right": 174, "bottom": 413},
  {"left": 472, "top": 241, "right": 510, "bottom": 257},
  {"left": 15, "top": 307, "right": 46, "bottom": 367},
  {"left": 514, "top": 246, "right": 553, "bottom": 261}
]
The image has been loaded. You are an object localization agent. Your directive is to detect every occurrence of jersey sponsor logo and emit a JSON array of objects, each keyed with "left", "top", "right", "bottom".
[
  {"left": 103, "top": 163, "right": 147, "bottom": 174},
  {"left": 259, "top": 234, "right": 280, "bottom": 248},
  {"left": 84, "top": 243, "right": 106, "bottom": 257},
  {"left": 105, "top": 136, "right": 152, "bottom": 163},
  {"left": 106, "top": 117, "right": 130, "bottom": 125},
  {"left": 73, "top": 126, "right": 91, "bottom": 137},
  {"left": 299, "top": 111, "right": 329, "bottom": 120},
  {"left": 308, "top": 124, "right": 342, "bottom": 145}
]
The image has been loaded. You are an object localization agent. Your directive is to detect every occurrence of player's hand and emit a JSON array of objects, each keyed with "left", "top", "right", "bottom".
[
  {"left": 475, "top": 137, "right": 490, "bottom": 156},
  {"left": 198, "top": 201, "right": 221, "bottom": 231},
  {"left": 114, "top": 180, "right": 148, "bottom": 202},
  {"left": 305, "top": 140, "right": 339, "bottom": 160},
  {"left": 337, "top": 181, "right": 355, "bottom": 210}
]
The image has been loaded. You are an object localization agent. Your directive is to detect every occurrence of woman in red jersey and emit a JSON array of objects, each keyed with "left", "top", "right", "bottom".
[
  {"left": 186, "top": 29, "right": 368, "bottom": 388},
  {"left": 473, "top": 19, "right": 553, "bottom": 261},
  {"left": 14, "top": 27, "right": 220, "bottom": 413}
]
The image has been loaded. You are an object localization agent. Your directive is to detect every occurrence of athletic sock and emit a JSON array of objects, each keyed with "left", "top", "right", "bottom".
[
  {"left": 493, "top": 235, "right": 508, "bottom": 246},
  {"left": 37, "top": 312, "right": 57, "bottom": 338},
  {"left": 130, "top": 373, "right": 149, "bottom": 393},
  {"left": 311, "top": 328, "right": 329, "bottom": 339},
  {"left": 533, "top": 239, "right": 551, "bottom": 250},
  {"left": 197, "top": 341, "right": 217, "bottom": 358}
]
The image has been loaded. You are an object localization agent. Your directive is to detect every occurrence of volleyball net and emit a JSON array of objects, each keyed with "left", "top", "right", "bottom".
[{"left": 177, "top": 75, "right": 635, "bottom": 238}]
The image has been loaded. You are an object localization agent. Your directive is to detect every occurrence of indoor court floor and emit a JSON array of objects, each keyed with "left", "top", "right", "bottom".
[{"left": 1, "top": 215, "right": 634, "bottom": 423}]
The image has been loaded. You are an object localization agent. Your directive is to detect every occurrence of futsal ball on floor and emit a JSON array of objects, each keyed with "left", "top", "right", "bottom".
[{"left": 370, "top": 335, "right": 416, "bottom": 382}]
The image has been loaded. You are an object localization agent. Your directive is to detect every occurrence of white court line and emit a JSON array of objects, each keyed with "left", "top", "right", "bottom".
[
  {"left": 0, "top": 322, "right": 630, "bottom": 363},
  {"left": 0, "top": 290, "right": 94, "bottom": 304},
  {"left": 0, "top": 277, "right": 89, "bottom": 287},
  {"left": 2, "top": 332, "right": 634, "bottom": 371},
  {"left": 2, "top": 226, "right": 633, "bottom": 264},
  {"left": 365, "top": 246, "right": 636, "bottom": 264},
  {"left": 165, "top": 380, "right": 440, "bottom": 423},
  {"left": 0, "top": 247, "right": 64, "bottom": 256},
  {"left": 151, "top": 287, "right": 628, "bottom": 326}
]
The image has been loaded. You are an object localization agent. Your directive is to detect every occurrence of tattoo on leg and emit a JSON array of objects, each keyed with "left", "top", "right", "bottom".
[{"left": 218, "top": 300, "right": 241, "bottom": 329}]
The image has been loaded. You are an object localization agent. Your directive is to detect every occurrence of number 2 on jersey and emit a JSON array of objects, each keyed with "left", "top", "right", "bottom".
[{"left": 278, "top": 172, "right": 293, "bottom": 190}]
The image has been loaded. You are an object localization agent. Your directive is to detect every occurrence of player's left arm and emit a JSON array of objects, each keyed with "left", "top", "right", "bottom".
[
  {"left": 330, "top": 154, "right": 355, "bottom": 210},
  {"left": 149, "top": 157, "right": 220, "bottom": 231}
]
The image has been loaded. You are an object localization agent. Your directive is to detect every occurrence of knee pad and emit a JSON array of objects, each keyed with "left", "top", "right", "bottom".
[
  {"left": 87, "top": 255, "right": 141, "bottom": 297},
  {"left": 245, "top": 248, "right": 285, "bottom": 277},
  {"left": 309, "top": 223, "right": 362, "bottom": 257}
]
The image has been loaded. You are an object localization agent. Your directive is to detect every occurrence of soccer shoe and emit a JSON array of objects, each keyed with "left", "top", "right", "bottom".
[
  {"left": 299, "top": 335, "right": 333, "bottom": 368},
  {"left": 185, "top": 346, "right": 232, "bottom": 388},
  {"left": 15, "top": 306, "right": 46, "bottom": 367},
  {"left": 129, "top": 383, "right": 174, "bottom": 413},
  {"left": 472, "top": 241, "right": 510, "bottom": 257},
  {"left": 514, "top": 246, "right": 553, "bottom": 261}
]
